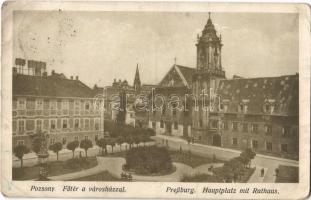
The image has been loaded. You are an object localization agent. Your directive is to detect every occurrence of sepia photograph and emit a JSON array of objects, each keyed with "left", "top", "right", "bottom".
[{"left": 1, "top": 1, "right": 310, "bottom": 199}]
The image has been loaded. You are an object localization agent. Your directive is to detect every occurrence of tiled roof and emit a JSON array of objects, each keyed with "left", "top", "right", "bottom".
[
  {"left": 175, "top": 65, "right": 196, "bottom": 87},
  {"left": 216, "top": 74, "right": 299, "bottom": 115},
  {"left": 13, "top": 74, "right": 96, "bottom": 98}
]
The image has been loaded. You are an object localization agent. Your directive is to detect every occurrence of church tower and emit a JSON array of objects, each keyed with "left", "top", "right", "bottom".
[
  {"left": 133, "top": 64, "right": 141, "bottom": 92},
  {"left": 192, "top": 13, "right": 226, "bottom": 143},
  {"left": 194, "top": 12, "right": 225, "bottom": 97}
]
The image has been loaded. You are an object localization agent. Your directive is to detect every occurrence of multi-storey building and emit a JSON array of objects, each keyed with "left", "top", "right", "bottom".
[
  {"left": 148, "top": 14, "right": 299, "bottom": 159},
  {"left": 148, "top": 64, "right": 194, "bottom": 137},
  {"left": 12, "top": 58, "right": 103, "bottom": 150}
]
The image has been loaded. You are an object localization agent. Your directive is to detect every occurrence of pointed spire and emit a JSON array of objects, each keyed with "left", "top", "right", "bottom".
[
  {"left": 208, "top": 12, "right": 211, "bottom": 19},
  {"left": 133, "top": 63, "right": 141, "bottom": 91}
]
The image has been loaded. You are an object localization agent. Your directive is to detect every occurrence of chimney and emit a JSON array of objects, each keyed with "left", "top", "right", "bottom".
[
  {"left": 76, "top": 76, "right": 79, "bottom": 80},
  {"left": 13, "top": 67, "right": 17, "bottom": 76},
  {"left": 70, "top": 76, "right": 73, "bottom": 80}
]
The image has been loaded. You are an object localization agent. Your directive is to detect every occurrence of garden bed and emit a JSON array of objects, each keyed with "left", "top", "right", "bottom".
[
  {"left": 13, "top": 157, "right": 98, "bottom": 180},
  {"left": 70, "top": 171, "right": 120, "bottom": 181},
  {"left": 170, "top": 150, "right": 223, "bottom": 168},
  {"left": 275, "top": 165, "right": 299, "bottom": 183}
]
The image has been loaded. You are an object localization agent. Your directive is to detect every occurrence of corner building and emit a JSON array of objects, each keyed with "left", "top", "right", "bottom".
[{"left": 12, "top": 59, "right": 103, "bottom": 150}]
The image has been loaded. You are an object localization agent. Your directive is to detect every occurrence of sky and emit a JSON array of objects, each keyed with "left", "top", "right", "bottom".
[{"left": 14, "top": 11, "right": 299, "bottom": 88}]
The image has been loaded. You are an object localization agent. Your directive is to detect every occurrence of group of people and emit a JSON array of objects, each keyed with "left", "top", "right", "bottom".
[{"left": 120, "top": 172, "right": 132, "bottom": 181}]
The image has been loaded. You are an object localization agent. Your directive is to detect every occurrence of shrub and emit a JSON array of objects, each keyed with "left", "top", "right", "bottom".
[
  {"left": 124, "top": 146, "right": 173, "bottom": 175},
  {"left": 49, "top": 142, "right": 63, "bottom": 160},
  {"left": 13, "top": 145, "right": 30, "bottom": 168},
  {"left": 67, "top": 141, "right": 79, "bottom": 158},
  {"left": 80, "top": 139, "right": 93, "bottom": 157}
]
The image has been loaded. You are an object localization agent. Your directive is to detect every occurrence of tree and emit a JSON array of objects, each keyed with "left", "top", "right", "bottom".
[
  {"left": 240, "top": 148, "right": 256, "bottom": 168},
  {"left": 32, "top": 136, "right": 42, "bottom": 154},
  {"left": 107, "top": 138, "right": 116, "bottom": 153},
  {"left": 66, "top": 141, "right": 79, "bottom": 158},
  {"left": 127, "top": 135, "right": 134, "bottom": 149},
  {"left": 49, "top": 142, "right": 63, "bottom": 161},
  {"left": 80, "top": 139, "right": 93, "bottom": 157},
  {"left": 133, "top": 135, "right": 141, "bottom": 148},
  {"left": 116, "top": 136, "right": 124, "bottom": 151},
  {"left": 96, "top": 138, "right": 108, "bottom": 155},
  {"left": 13, "top": 145, "right": 30, "bottom": 168},
  {"left": 141, "top": 133, "right": 149, "bottom": 147}
]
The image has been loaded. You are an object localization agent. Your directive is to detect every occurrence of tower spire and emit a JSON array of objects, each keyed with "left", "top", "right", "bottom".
[
  {"left": 208, "top": 12, "right": 211, "bottom": 19},
  {"left": 133, "top": 63, "right": 141, "bottom": 92}
]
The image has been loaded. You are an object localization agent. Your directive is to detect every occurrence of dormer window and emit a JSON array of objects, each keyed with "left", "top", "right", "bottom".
[{"left": 263, "top": 99, "right": 275, "bottom": 114}]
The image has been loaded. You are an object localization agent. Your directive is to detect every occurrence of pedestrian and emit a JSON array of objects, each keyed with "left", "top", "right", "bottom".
[{"left": 275, "top": 168, "right": 279, "bottom": 177}]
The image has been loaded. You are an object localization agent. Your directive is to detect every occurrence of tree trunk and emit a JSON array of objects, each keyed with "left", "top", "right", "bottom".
[
  {"left": 56, "top": 152, "right": 59, "bottom": 161},
  {"left": 85, "top": 150, "right": 88, "bottom": 158},
  {"left": 105, "top": 147, "right": 107, "bottom": 155},
  {"left": 72, "top": 151, "right": 75, "bottom": 158},
  {"left": 20, "top": 158, "right": 23, "bottom": 168},
  {"left": 101, "top": 148, "right": 104, "bottom": 155},
  {"left": 111, "top": 146, "right": 114, "bottom": 153},
  {"left": 120, "top": 145, "right": 122, "bottom": 152}
]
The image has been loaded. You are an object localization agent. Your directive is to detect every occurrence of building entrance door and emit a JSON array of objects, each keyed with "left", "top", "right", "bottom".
[
  {"left": 183, "top": 124, "right": 188, "bottom": 137},
  {"left": 212, "top": 134, "right": 221, "bottom": 147},
  {"left": 165, "top": 122, "right": 172, "bottom": 135}
]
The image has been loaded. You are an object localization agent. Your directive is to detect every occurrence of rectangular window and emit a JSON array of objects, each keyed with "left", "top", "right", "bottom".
[
  {"left": 174, "top": 122, "right": 178, "bottom": 130},
  {"left": 232, "top": 122, "right": 238, "bottom": 131},
  {"left": 84, "top": 136, "right": 89, "bottom": 140},
  {"left": 232, "top": 138, "right": 238, "bottom": 146},
  {"left": 18, "top": 120, "right": 25, "bottom": 134},
  {"left": 281, "top": 144, "right": 288, "bottom": 153},
  {"left": 74, "top": 136, "right": 79, "bottom": 141},
  {"left": 266, "top": 141, "right": 272, "bottom": 152},
  {"left": 172, "top": 110, "right": 177, "bottom": 116},
  {"left": 62, "top": 137, "right": 67, "bottom": 145},
  {"left": 50, "top": 100, "right": 57, "bottom": 110},
  {"left": 85, "top": 102, "right": 90, "bottom": 110},
  {"left": 50, "top": 138, "right": 55, "bottom": 145},
  {"left": 36, "top": 120, "right": 42, "bottom": 131},
  {"left": 160, "top": 120, "right": 164, "bottom": 128},
  {"left": 50, "top": 120, "right": 56, "bottom": 129},
  {"left": 13, "top": 120, "right": 17, "bottom": 134},
  {"left": 74, "top": 119, "right": 79, "bottom": 129},
  {"left": 265, "top": 125, "right": 272, "bottom": 135},
  {"left": 36, "top": 99, "right": 43, "bottom": 110},
  {"left": 251, "top": 124, "right": 258, "bottom": 133},
  {"left": 95, "top": 135, "right": 98, "bottom": 141},
  {"left": 85, "top": 119, "right": 90, "bottom": 129},
  {"left": 57, "top": 100, "right": 62, "bottom": 110},
  {"left": 63, "top": 119, "right": 68, "bottom": 129},
  {"left": 17, "top": 140, "right": 24, "bottom": 146},
  {"left": 282, "top": 126, "right": 290, "bottom": 137},
  {"left": 211, "top": 120, "right": 218, "bottom": 129},
  {"left": 75, "top": 100, "right": 80, "bottom": 110},
  {"left": 223, "top": 121, "right": 228, "bottom": 130},
  {"left": 252, "top": 140, "right": 258, "bottom": 149},
  {"left": 62, "top": 100, "right": 69, "bottom": 110},
  {"left": 95, "top": 119, "right": 100, "bottom": 130},
  {"left": 242, "top": 123, "right": 248, "bottom": 132},
  {"left": 199, "top": 119, "right": 203, "bottom": 128},
  {"left": 152, "top": 122, "right": 156, "bottom": 129},
  {"left": 18, "top": 98, "right": 26, "bottom": 110}
]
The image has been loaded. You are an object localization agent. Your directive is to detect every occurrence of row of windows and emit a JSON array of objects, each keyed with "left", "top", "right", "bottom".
[
  {"left": 151, "top": 121, "right": 179, "bottom": 130},
  {"left": 15, "top": 135, "right": 100, "bottom": 147},
  {"left": 13, "top": 118, "right": 101, "bottom": 135},
  {"left": 209, "top": 120, "right": 292, "bottom": 136},
  {"left": 219, "top": 103, "right": 275, "bottom": 114},
  {"left": 231, "top": 138, "right": 288, "bottom": 153},
  {"left": 13, "top": 98, "right": 99, "bottom": 111}
]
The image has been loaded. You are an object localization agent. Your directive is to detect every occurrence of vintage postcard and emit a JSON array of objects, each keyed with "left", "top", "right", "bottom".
[{"left": 1, "top": 1, "right": 310, "bottom": 199}]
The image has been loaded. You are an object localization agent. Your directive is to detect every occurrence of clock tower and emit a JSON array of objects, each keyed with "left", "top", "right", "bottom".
[{"left": 192, "top": 13, "right": 226, "bottom": 141}]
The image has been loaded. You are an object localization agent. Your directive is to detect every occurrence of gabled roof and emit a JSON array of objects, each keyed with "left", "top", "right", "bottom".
[
  {"left": 159, "top": 64, "right": 195, "bottom": 88},
  {"left": 13, "top": 74, "right": 96, "bottom": 98},
  {"left": 216, "top": 74, "right": 299, "bottom": 116}
]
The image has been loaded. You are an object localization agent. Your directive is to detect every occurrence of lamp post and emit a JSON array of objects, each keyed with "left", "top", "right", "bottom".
[{"left": 37, "top": 131, "right": 49, "bottom": 180}]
